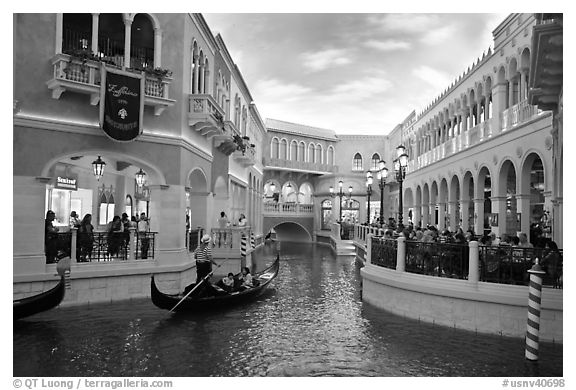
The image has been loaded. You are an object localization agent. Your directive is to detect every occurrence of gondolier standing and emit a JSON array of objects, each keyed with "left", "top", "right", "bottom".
[{"left": 195, "top": 234, "right": 217, "bottom": 283}]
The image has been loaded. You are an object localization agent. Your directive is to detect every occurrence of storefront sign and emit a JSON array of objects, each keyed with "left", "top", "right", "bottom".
[
  {"left": 99, "top": 65, "right": 144, "bottom": 142},
  {"left": 55, "top": 175, "right": 77, "bottom": 191}
]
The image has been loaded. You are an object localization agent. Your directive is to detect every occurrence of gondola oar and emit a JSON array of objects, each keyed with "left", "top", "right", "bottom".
[{"left": 169, "top": 262, "right": 221, "bottom": 313}]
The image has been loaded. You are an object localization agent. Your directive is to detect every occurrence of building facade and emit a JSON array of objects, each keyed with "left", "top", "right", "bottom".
[{"left": 13, "top": 14, "right": 265, "bottom": 296}]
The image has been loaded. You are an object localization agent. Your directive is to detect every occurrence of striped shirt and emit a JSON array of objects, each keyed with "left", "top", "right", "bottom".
[{"left": 194, "top": 245, "right": 212, "bottom": 263}]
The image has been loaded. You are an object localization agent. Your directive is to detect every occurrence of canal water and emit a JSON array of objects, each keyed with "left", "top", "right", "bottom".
[{"left": 13, "top": 242, "right": 562, "bottom": 377}]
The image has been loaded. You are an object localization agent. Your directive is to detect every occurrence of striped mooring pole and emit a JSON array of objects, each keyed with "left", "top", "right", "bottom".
[
  {"left": 525, "top": 258, "right": 546, "bottom": 361},
  {"left": 240, "top": 234, "right": 247, "bottom": 258},
  {"left": 250, "top": 231, "right": 256, "bottom": 249}
]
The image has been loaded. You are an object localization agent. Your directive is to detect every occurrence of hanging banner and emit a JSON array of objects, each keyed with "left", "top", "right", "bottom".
[{"left": 99, "top": 65, "right": 145, "bottom": 142}]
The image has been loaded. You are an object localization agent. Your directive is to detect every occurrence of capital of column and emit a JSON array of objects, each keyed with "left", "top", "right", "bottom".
[
  {"left": 515, "top": 194, "right": 531, "bottom": 201},
  {"left": 490, "top": 196, "right": 507, "bottom": 202}
]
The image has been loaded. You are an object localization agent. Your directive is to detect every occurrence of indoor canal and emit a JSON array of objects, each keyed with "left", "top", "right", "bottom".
[{"left": 13, "top": 242, "right": 562, "bottom": 377}]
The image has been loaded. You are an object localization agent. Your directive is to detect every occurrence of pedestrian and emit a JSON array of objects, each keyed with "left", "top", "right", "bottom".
[
  {"left": 107, "top": 215, "right": 124, "bottom": 258},
  {"left": 69, "top": 211, "right": 81, "bottom": 229},
  {"left": 45, "top": 210, "right": 59, "bottom": 264},
  {"left": 217, "top": 211, "right": 229, "bottom": 245},
  {"left": 78, "top": 213, "right": 94, "bottom": 262},
  {"left": 138, "top": 212, "right": 150, "bottom": 259},
  {"left": 238, "top": 213, "right": 247, "bottom": 227}
]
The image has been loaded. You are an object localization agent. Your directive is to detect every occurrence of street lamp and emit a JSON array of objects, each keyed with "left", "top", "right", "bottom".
[
  {"left": 393, "top": 145, "right": 409, "bottom": 231},
  {"left": 377, "top": 160, "right": 389, "bottom": 228},
  {"left": 366, "top": 171, "right": 373, "bottom": 224},
  {"left": 92, "top": 156, "right": 106, "bottom": 181},
  {"left": 338, "top": 180, "right": 344, "bottom": 222},
  {"left": 135, "top": 168, "right": 147, "bottom": 188}
]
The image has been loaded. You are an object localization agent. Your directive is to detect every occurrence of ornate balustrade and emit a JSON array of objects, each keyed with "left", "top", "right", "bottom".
[
  {"left": 210, "top": 226, "right": 252, "bottom": 258},
  {"left": 263, "top": 202, "right": 314, "bottom": 215},
  {"left": 405, "top": 241, "right": 469, "bottom": 279},
  {"left": 501, "top": 99, "right": 539, "bottom": 131},
  {"left": 371, "top": 237, "right": 397, "bottom": 269},
  {"left": 263, "top": 157, "right": 338, "bottom": 173},
  {"left": 46, "top": 53, "right": 176, "bottom": 115}
]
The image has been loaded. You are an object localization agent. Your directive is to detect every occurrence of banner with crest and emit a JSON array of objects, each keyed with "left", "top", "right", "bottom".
[{"left": 99, "top": 65, "right": 144, "bottom": 141}]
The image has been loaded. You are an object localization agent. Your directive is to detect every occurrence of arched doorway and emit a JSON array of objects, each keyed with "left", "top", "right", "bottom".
[
  {"left": 499, "top": 160, "right": 518, "bottom": 236},
  {"left": 321, "top": 199, "right": 333, "bottom": 230}
]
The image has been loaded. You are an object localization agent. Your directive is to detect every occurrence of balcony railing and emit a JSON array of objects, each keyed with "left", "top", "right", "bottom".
[
  {"left": 263, "top": 202, "right": 314, "bottom": 215},
  {"left": 187, "top": 94, "right": 227, "bottom": 138},
  {"left": 263, "top": 157, "right": 338, "bottom": 173},
  {"left": 45, "top": 229, "right": 156, "bottom": 264},
  {"left": 405, "top": 241, "right": 469, "bottom": 279},
  {"left": 501, "top": 99, "right": 540, "bottom": 131},
  {"left": 232, "top": 145, "right": 257, "bottom": 166},
  {"left": 46, "top": 53, "right": 176, "bottom": 115}
]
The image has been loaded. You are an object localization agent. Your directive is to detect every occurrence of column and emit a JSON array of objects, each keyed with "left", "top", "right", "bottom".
[
  {"left": 422, "top": 203, "right": 430, "bottom": 226},
  {"left": 199, "top": 62, "right": 205, "bottom": 93},
  {"left": 55, "top": 14, "right": 63, "bottom": 54},
  {"left": 414, "top": 203, "right": 422, "bottom": 227},
  {"left": 154, "top": 27, "right": 162, "bottom": 67},
  {"left": 508, "top": 79, "right": 514, "bottom": 108},
  {"left": 396, "top": 236, "right": 406, "bottom": 272},
  {"left": 148, "top": 184, "right": 188, "bottom": 266},
  {"left": 448, "top": 201, "right": 458, "bottom": 231},
  {"left": 492, "top": 82, "right": 508, "bottom": 133},
  {"left": 461, "top": 199, "right": 471, "bottom": 233},
  {"left": 468, "top": 241, "right": 479, "bottom": 284},
  {"left": 123, "top": 18, "right": 133, "bottom": 68},
  {"left": 204, "top": 69, "right": 211, "bottom": 95},
  {"left": 91, "top": 14, "right": 99, "bottom": 55},
  {"left": 516, "top": 194, "right": 531, "bottom": 236},
  {"left": 13, "top": 176, "right": 52, "bottom": 275},
  {"left": 491, "top": 196, "right": 508, "bottom": 238},
  {"left": 437, "top": 202, "right": 446, "bottom": 231},
  {"left": 473, "top": 198, "right": 484, "bottom": 236},
  {"left": 192, "top": 55, "right": 199, "bottom": 94}
]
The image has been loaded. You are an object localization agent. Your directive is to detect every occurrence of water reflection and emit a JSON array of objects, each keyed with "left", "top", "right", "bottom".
[{"left": 13, "top": 242, "right": 562, "bottom": 377}]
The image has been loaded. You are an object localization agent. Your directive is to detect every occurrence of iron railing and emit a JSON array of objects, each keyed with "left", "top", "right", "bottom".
[
  {"left": 371, "top": 237, "right": 397, "bottom": 269},
  {"left": 46, "top": 231, "right": 156, "bottom": 263},
  {"left": 405, "top": 241, "right": 469, "bottom": 279}
]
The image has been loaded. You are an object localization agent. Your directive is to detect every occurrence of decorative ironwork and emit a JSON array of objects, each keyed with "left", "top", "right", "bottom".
[
  {"left": 405, "top": 241, "right": 469, "bottom": 279},
  {"left": 371, "top": 237, "right": 397, "bottom": 269}
]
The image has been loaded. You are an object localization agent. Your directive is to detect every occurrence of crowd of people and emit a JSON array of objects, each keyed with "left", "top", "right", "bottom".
[{"left": 44, "top": 210, "right": 152, "bottom": 262}]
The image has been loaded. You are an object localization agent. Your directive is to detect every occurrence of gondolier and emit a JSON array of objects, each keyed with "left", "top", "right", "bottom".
[{"left": 195, "top": 234, "right": 217, "bottom": 283}]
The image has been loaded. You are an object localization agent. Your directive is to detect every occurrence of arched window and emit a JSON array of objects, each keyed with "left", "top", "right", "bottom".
[
  {"left": 308, "top": 143, "right": 315, "bottom": 163},
  {"left": 271, "top": 138, "right": 279, "bottom": 159},
  {"left": 371, "top": 153, "right": 381, "bottom": 170},
  {"left": 298, "top": 183, "right": 313, "bottom": 204},
  {"left": 125, "top": 195, "right": 133, "bottom": 218},
  {"left": 280, "top": 139, "right": 288, "bottom": 160},
  {"left": 327, "top": 146, "right": 335, "bottom": 165},
  {"left": 316, "top": 144, "right": 323, "bottom": 164},
  {"left": 321, "top": 199, "right": 333, "bottom": 230},
  {"left": 98, "top": 191, "right": 115, "bottom": 225},
  {"left": 130, "top": 14, "right": 155, "bottom": 69},
  {"left": 353, "top": 153, "right": 363, "bottom": 171},
  {"left": 290, "top": 140, "right": 298, "bottom": 160},
  {"left": 298, "top": 142, "right": 305, "bottom": 162}
]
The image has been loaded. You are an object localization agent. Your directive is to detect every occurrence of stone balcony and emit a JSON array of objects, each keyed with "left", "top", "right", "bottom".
[
  {"left": 232, "top": 145, "right": 256, "bottom": 167},
  {"left": 263, "top": 157, "right": 338, "bottom": 174},
  {"left": 188, "top": 94, "right": 226, "bottom": 138},
  {"left": 46, "top": 53, "right": 176, "bottom": 116},
  {"left": 263, "top": 202, "right": 314, "bottom": 216}
]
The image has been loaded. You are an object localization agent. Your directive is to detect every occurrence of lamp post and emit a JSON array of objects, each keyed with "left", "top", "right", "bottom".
[
  {"left": 338, "top": 180, "right": 344, "bottom": 222},
  {"left": 135, "top": 168, "right": 147, "bottom": 188},
  {"left": 377, "top": 160, "right": 389, "bottom": 228},
  {"left": 393, "top": 145, "right": 409, "bottom": 232},
  {"left": 366, "top": 171, "right": 373, "bottom": 224}
]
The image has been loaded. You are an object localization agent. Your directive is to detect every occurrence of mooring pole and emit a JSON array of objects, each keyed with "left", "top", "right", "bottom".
[{"left": 525, "top": 258, "right": 546, "bottom": 361}]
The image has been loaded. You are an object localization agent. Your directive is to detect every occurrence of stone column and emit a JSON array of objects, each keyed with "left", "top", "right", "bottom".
[
  {"left": 199, "top": 62, "right": 205, "bottom": 94},
  {"left": 437, "top": 202, "right": 446, "bottom": 231},
  {"left": 461, "top": 199, "right": 471, "bottom": 233},
  {"left": 154, "top": 27, "right": 162, "bottom": 67},
  {"left": 192, "top": 55, "right": 199, "bottom": 94},
  {"left": 515, "top": 194, "right": 531, "bottom": 236},
  {"left": 508, "top": 79, "right": 514, "bottom": 108},
  {"left": 13, "top": 176, "right": 52, "bottom": 275},
  {"left": 468, "top": 241, "right": 479, "bottom": 284},
  {"left": 473, "top": 198, "right": 484, "bottom": 236},
  {"left": 422, "top": 203, "right": 430, "bottom": 226},
  {"left": 148, "top": 184, "right": 188, "bottom": 266},
  {"left": 491, "top": 196, "right": 508, "bottom": 237},
  {"left": 492, "top": 82, "right": 508, "bottom": 134},
  {"left": 396, "top": 236, "right": 406, "bottom": 272},
  {"left": 448, "top": 201, "right": 458, "bottom": 231},
  {"left": 414, "top": 203, "right": 422, "bottom": 228},
  {"left": 91, "top": 14, "right": 99, "bottom": 55},
  {"left": 123, "top": 18, "right": 133, "bottom": 68}
]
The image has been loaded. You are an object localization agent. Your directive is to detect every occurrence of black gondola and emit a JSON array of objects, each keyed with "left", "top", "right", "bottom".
[
  {"left": 151, "top": 254, "right": 280, "bottom": 312},
  {"left": 13, "top": 276, "right": 66, "bottom": 320}
]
